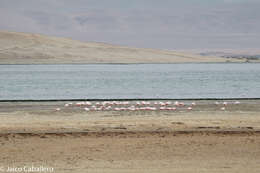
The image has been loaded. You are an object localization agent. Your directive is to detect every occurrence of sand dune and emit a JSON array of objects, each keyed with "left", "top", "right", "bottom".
[{"left": 0, "top": 31, "right": 235, "bottom": 64}]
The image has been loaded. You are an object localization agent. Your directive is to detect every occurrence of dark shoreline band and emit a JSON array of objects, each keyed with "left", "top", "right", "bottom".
[
  {"left": 0, "top": 98, "right": 260, "bottom": 102},
  {"left": 1, "top": 130, "right": 260, "bottom": 137}
]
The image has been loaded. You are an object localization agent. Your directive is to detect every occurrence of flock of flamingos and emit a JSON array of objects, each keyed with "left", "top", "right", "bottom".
[{"left": 55, "top": 100, "right": 241, "bottom": 112}]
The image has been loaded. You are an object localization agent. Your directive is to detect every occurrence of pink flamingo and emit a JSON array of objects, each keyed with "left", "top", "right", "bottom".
[
  {"left": 234, "top": 101, "right": 240, "bottom": 104},
  {"left": 84, "top": 108, "right": 90, "bottom": 111}
]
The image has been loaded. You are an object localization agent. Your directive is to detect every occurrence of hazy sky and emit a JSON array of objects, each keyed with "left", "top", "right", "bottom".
[{"left": 0, "top": 0, "right": 260, "bottom": 49}]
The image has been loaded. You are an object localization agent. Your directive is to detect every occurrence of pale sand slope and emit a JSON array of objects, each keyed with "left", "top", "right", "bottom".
[
  {"left": 0, "top": 101, "right": 260, "bottom": 173},
  {"left": 0, "top": 100, "right": 260, "bottom": 172},
  {"left": 1, "top": 132, "right": 260, "bottom": 173},
  {"left": 0, "top": 30, "right": 237, "bottom": 64}
]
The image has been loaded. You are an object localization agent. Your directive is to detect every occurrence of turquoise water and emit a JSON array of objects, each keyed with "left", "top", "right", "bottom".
[{"left": 0, "top": 63, "right": 260, "bottom": 100}]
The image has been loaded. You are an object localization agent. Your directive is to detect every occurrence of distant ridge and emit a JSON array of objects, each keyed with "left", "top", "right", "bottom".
[{"left": 0, "top": 31, "right": 236, "bottom": 64}]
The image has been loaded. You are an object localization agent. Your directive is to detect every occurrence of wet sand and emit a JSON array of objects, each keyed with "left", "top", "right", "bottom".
[{"left": 0, "top": 100, "right": 260, "bottom": 172}]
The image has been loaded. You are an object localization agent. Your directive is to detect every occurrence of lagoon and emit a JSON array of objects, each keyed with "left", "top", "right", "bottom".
[{"left": 0, "top": 63, "right": 260, "bottom": 100}]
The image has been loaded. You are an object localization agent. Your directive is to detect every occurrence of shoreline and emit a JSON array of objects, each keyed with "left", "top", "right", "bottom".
[
  {"left": 1, "top": 99, "right": 260, "bottom": 133},
  {"left": 1, "top": 98, "right": 260, "bottom": 102},
  {"left": 1, "top": 61, "right": 260, "bottom": 65}
]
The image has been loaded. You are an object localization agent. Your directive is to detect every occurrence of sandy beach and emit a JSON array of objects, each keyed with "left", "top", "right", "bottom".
[{"left": 0, "top": 100, "right": 260, "bottom": 172}]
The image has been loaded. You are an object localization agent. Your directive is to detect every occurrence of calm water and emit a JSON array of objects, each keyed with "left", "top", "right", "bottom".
[{"left": 0, "top": 63, "right": 260, "bottom": 100}]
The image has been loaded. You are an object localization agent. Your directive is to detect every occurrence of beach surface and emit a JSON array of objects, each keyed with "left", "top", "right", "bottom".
[{"left": 0, "top": 100, "right": 260, "bottom": 172}]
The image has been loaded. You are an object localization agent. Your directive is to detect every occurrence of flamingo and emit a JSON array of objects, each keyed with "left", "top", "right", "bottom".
[
  {"left": 234, "top": 101, "right": 240, "bottom": 104},
  {"left": 160, "top": 107, "right": 166, "bottom": 110},
  {"left": 140, "top": 107, "right": 146, "bottom": 111},
  {"left": 221, "top": 107, "right": 226, "bottom": 111},
  {"left": 55, "top": 108, "right": 61, "bottom": 111},
  {"left": 113, "top": 108, "right": 120, "bottom": 111},
  {"left": 165, "top": 101, "right": 171, "bottom": 105},
  {"left": 127, "top": 107, "right": 135, "bottom": 111},
  {"left": 180, "top": 102, "right": 185, "bottom": 106},
  {"left": 105, "top": 106, "right": 112, "bottom": 110},
  {"left": 84, "top": 108, "right": 90, "bottom": 111},
  {"left": 75, "top": 102, "right": 83, "bottom": 106},
  {"left": 145, "top": 107, "right": 155, "bottom": 111},
  {"left": 166, "top": 107, "right": 172, "bottom": 111},
  {"left": 150, "top": 107, "right": 157, "bottom": 111},
  {"left": 187, "top": 107, "right": 192, "bottom": 110},
  {"left": 100, "top": 106, "right": 105, "bottom": 111},
  {"left": 144, "top": 107, "right": 149, "bottom": 111},
  {"left": 91, "top": 107, "right": 97, "bottom": 111},
  {"left": 85, "top": 101, "right": 91, "bottom": 106},
  {"left": 171, "top": 107, "right": 177, "bottom": 111},
  {"left": 160, "top": 102, "right": 166, "bottom": 106},
  {"left": 141, "top": 101, "right": 146, "bottom": 106}
]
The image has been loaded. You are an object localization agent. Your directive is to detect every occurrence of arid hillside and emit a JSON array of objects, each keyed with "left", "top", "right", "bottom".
[{"left": 0, "top": 31, "right": 235, "bottom": 64}]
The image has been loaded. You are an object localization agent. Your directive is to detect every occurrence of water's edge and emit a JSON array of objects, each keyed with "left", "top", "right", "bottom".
[{"left": 1, "top": 98, "right": 260, "bottom": 102}]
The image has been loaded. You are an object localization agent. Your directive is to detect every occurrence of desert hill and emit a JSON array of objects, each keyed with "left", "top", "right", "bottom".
[{"left": 0, "top": 31, "right": 234, "bottom": 64}]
